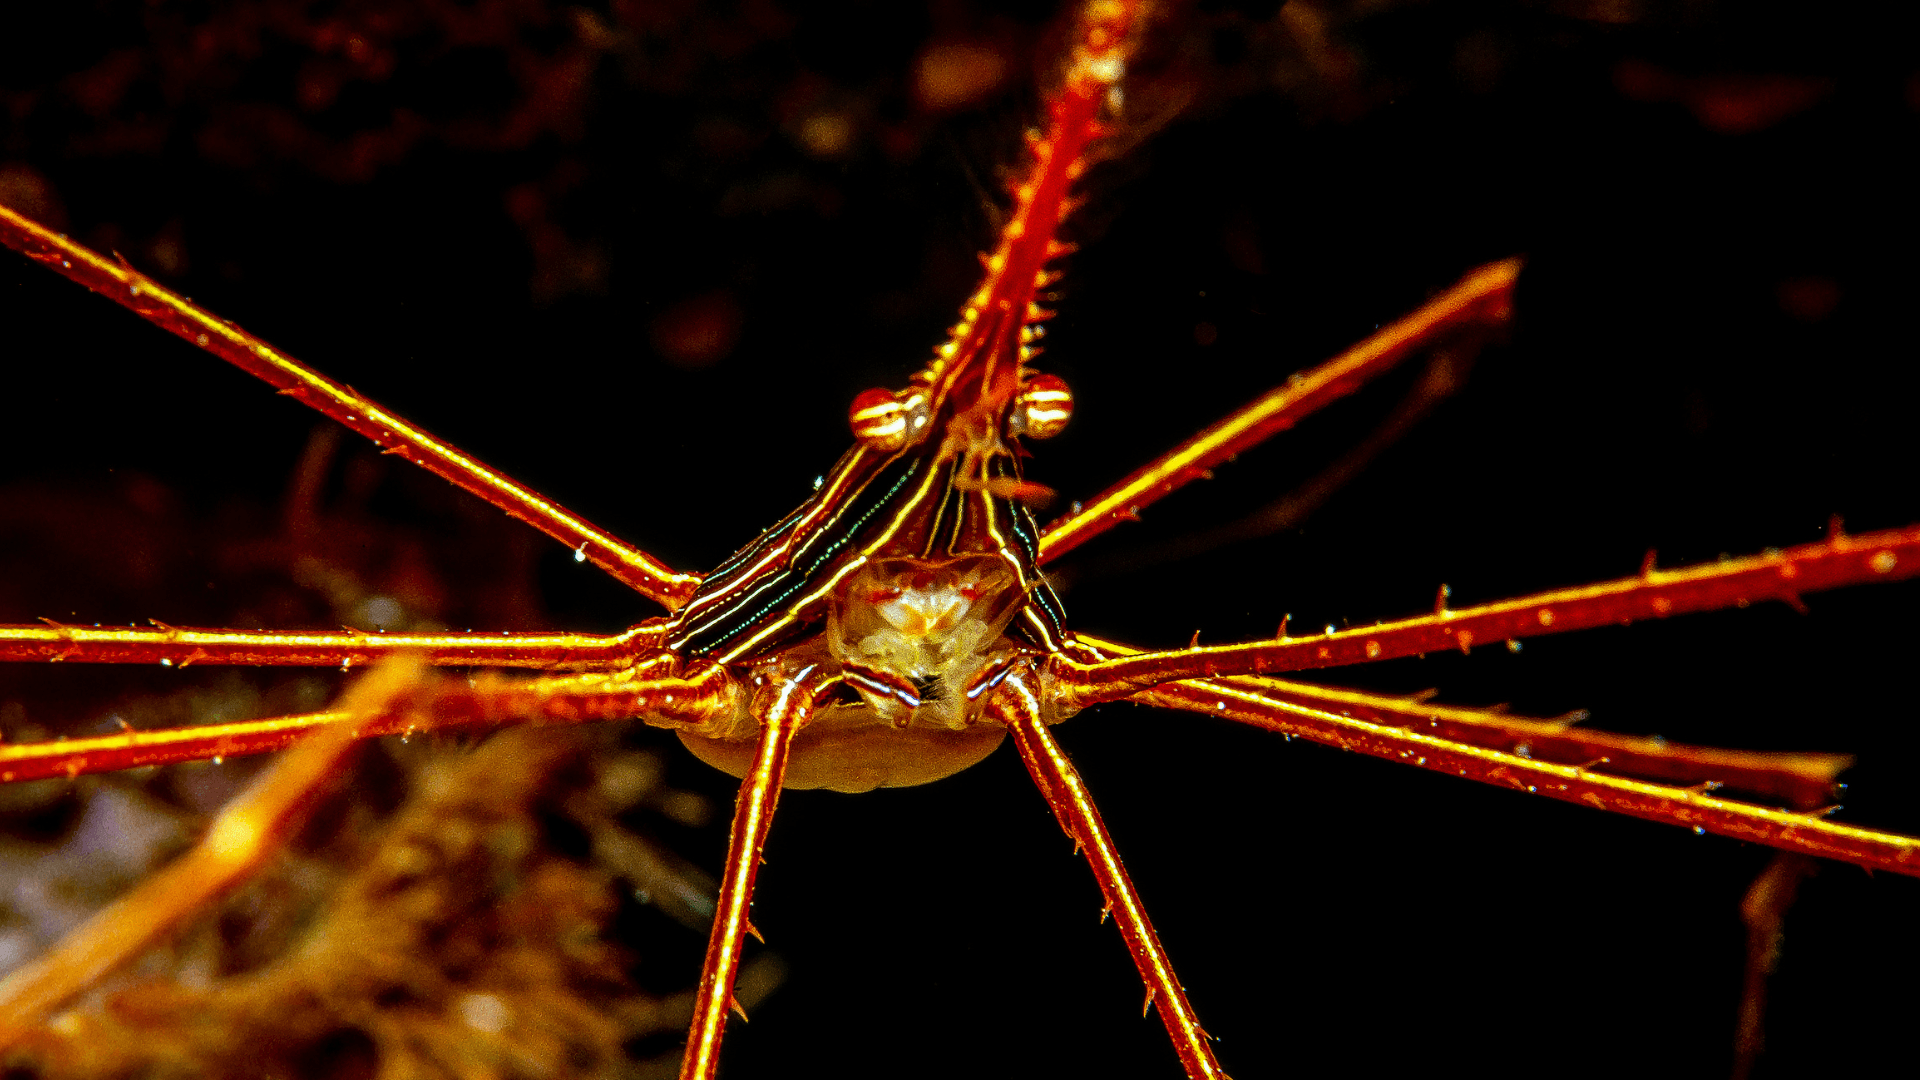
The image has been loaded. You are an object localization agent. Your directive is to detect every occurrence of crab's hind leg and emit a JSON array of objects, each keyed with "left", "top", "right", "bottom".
[
  {"left": 0, "top": 623, "right": 662, "bottom": 669},
  {"left": 0, "top": 664, "right": 390, "bottom": 1044},
  {"left": 1056, "top": 524, "right": 1920, "bottom": 693},
  {"left": 989, "top": 666, "right": 1229, "bottom": 1080},
  {"left": 1044, "top": 532, "right": 1920, "bottom": 872},
  {"left": 1126, "top": 671, "right": 1920, "bottom": 876},
  {"left": 678, "top": 665, "right": 842, "bottom": 1080},
  {"left": 0, "top": 625, "right": 674, "bottom": 780},
  {"left": 1074, "top": 634, "right": 1850, "bottom": 809},
  {"left": 0, "top": 203, "right": 699, "bottom": 609},
  {"left": 0, "top": 642, "right": 705, "bottom": 783},
  {"left": 0, "top": 656, "right": 739, "bottom": 1040}
]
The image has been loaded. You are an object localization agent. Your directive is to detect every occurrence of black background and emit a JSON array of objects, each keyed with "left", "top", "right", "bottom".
[{"left": 2, "top": 1, "right": 1917, "bottom": 1077}]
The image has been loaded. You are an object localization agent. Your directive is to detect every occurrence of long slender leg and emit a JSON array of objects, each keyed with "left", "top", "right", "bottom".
[
  {"left": 1217, "top": 674, "right": 1846, "bottom": 807},
  {"left": 1056, "top": 524, "right": 1920, "bottom": 702},
  {"left": 1073, "top": 635, "right": 1849, "bottom": 808},
  {"left": 0, "top": 652, "right": 719, "bottom": 782},
  {"left": 0, "top": 709, "right": 349, "bottom": 783},
  {"left": 0, "top": 203, "right": 700, "bottom": 610},
  {"left": 1037, "top": 258, "right": 1519, "bottom": 564},
  {"left": 989, "top": 668, "right": 1228, "bottom": 1080},
  {"left": 1059, "top": 339, "right": 1480, "bottom": 587},
  {"left": 679, "top": 664, "right": 840, "bottom": 1080},
  {"left": 0, "top": 655, "right": 747, "bottom": 1041},
  {"left": 0, "top": 663, "right": 399, "bottom": 1043},
  {"left": 1130, "top": 673, "right": 1920, "bottom": 877},
  {"left": 0, "top": 621, "right": 662, "bottom": 669}
]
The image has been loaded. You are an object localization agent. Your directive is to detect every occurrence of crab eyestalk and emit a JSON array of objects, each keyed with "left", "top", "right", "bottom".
[{"left": 1009, "top": 372, "right": 1076, "bottom": 439}]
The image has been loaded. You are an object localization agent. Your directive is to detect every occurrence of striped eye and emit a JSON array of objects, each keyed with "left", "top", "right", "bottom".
[
  {"left": 848, "top": 388, "right": 910, "bottom": 450},
  {"left": 1009, "top": 373, "right": 1074, "bottom": 439}
]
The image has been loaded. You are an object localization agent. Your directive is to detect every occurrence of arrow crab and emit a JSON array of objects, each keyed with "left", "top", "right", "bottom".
[{"left": 0, "top": 1, "right": 1914, "bottom": 1076}]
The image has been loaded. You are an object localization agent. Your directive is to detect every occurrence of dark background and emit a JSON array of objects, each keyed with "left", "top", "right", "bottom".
[{"left": 2, "top": 1, "right": 1917, "bottom": 1077}]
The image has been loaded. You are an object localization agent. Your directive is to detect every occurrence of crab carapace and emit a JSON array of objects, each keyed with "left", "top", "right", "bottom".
[{"left": 664, "top": 293, "right": 1079, "bottom": 792}]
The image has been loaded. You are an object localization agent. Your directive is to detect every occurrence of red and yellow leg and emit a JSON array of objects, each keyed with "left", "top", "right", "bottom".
[
  {"left": 679, "top": 664, "right": 843, "bottom": 1080},
  {"left": 0, "top": 621, "right": 663, "bottom": 669},
  {"left": 0, "top": 202, "right": 699, "bottom": 610},
  {"left": 1056, "top": 524, "right": 1920, "bottom": 697},
  {"left": 989, "top": 665, "right": 1229, "bottom": 1080},
  {"left": 1127, "top": 672, "right": 1920, "bottom": 877},
  {"left": 1073, "top": 635, "right": 1848, "bottom": 809},
  {"left": 1038, "top": 259, "right": 1520, "bottom": 563},
  {"left": 0, "top": 655, "right": 742, "bottom": 1041},
  {"left": 0, "top": 647, "right": 706, "bottom": 782}
]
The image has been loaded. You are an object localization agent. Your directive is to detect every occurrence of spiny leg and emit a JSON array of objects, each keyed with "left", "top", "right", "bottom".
[
  {"left": 679, "top": 665, "right": 840, "bottom": 1080},
  {"left": 1129, "top": 673, "right": 1920, "bottom": 876},
  {"left": 1055, "top": 524, "right": 1920, "bottom": 699},
  {"left": 989, "top": 667, "right": 1228, "bottom": 1080},
  {"left": 0, "top": 650, "right": 709, "bottom": 782},
  {"left": 1112, "top": 662, "right": 1853, "bottom": 1069},
  {"left": 0, "top": 202, "right": 699, "bottom": 610},
  {"left": 0, "top": 622, "right": 662, "bottom": 669},
  {"left": 1059, "top": 337, "right": 1481, "bottom": 587},
  {"left": 1073, "top": 635, "right": 1848, "bottom": 808},
  {"left": 0, "top": 665, "right": 390, "bottom": 1043},
  {"left": 0, "top": 708, "right": 348, "bottom": 783},
  {"left": 0, "top": 656, "right": 740, "bottom": 1040},
  {"left": 1037, "top": 258, "right": 1519, "bottom": 564},
  {"left": 1219, "top": 675, "right": 1846, "bottom": 807},
  {"left": 0, "top": 569, "right": 671, "bottom": 783}
]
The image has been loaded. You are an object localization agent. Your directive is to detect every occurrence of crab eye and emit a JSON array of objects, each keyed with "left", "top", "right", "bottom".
[
  {"left": 1009, "top": 373, "right": 1074, "bottom": 439},
  {"left": 848, "top": 388, "right": 909, "bottom": 451}
]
